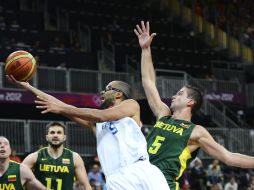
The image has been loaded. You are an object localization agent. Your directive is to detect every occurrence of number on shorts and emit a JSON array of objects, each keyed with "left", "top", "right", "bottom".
[{"left": 148, "top": 135, "right": 165, "bottom": 154}]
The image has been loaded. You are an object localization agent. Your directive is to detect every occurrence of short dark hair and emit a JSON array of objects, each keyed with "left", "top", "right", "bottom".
[
  {"left": 46, "top": 122, "right": 66, "bottom": 134},
  {"left": 110, "top": 81, "right": 132, "bottom": 100},
  {"left": 185, "top": 85, "right": 203, "bottom": 114}
]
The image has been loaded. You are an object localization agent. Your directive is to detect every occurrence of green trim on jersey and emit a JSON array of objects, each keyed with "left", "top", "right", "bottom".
[
  {"left": 147, "top": 116, "right": 199, "bottom": 189},
  {"left": 0, "top": 161, "right": 24, "bottom": 190},
  {"left": 34, "top": 147, "right": 75, "bottom": 190}
]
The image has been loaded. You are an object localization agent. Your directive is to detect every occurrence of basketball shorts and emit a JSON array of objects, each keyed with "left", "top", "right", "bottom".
[{"left": 106, "top": 160, "right": 170, "bottom": 190}]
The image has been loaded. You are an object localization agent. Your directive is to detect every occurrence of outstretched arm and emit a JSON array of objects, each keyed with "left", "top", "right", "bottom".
[
  {"left": 73, "top": 152, "right": 92, "bottom": 190},
  {"left": 192, "top": 125, "right": 254, "bottom": 168},
  {"left": 7, "top": 75, "right": 66, "bottom": 106},
  {"left": 134, "top": 21, "right": 171, "bottom": 119},
  {"left": 20, "top": 164, "right": 47, "bottom": 190},
  {"left": 7, "top": 75, "right": 93, "bottom": 128},
  {"left": 36, "top": 97, "right": 140, "bottom": 123}
]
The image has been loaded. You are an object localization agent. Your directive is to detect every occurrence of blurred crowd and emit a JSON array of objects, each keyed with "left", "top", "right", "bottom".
[
  {"left": 184, "top": 0, "right": 254, "bottom": 50},
  {"left": 0, "top": 16, "right": 83, "bottom": 53},
  {"left": 179, "top": 158, "right": 254, "bottom": 190}
]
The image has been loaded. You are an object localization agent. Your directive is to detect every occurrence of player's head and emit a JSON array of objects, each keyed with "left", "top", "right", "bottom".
[
  {"left": 46, "top": 122, "right": 66, "bottom": 149},
  {"left": 212, "top": 159, "right": 219, "bottom": 166},
  {"left": 0, "top": 136, "right": 11, "bottom": 159},
  {"left": 91, "top": 163, "right": 100, "bottom": 173},
  {"left": 170, "top": 85, "right": 203, "bottom": 114},
  {"left": 100, "top": 81, "right": 131, "bottom": 109}
]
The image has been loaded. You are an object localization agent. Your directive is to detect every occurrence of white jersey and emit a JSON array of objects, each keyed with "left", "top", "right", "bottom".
[{"left": 96, "top": 117, "right": 149, "bottom": 177}]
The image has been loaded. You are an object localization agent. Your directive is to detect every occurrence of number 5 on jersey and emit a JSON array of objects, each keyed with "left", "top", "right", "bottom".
[{"left": 148, "top": 135, "right": 165, "bottom": 154}]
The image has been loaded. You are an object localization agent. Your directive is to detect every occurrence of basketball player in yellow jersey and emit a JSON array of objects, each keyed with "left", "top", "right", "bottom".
[
  {"left": 0, "top": 136, "right": 47, "bottom": 190},
  {"left": 135, "top": 21, "right": 254, "bottom": 190},
  {"left": 22, "top": 122, "right": 92, "bottom": 190}
]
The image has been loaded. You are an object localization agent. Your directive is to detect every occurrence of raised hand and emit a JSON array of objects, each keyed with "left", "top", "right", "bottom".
[
  {"left": 134, "top": 21, "right": 156, "bottom": 49},
  {"left": 6, "top": 75, "right": 29, "bottom": 89},
  {"left": 35, "top": 96, "right": 63, "bottom": 114}
]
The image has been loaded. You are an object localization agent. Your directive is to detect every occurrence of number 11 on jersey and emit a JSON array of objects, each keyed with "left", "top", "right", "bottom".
[
  {"left": 148, "top": 135, "right": 165, "bottom": 154},
  {"left": 45, "top": 177, "right": 62, "bottom": 190}
]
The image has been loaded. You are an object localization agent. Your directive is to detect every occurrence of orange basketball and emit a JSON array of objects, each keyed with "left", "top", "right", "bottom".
[{"left": 5, "top": 50, "right": 37, "bottom": 82}]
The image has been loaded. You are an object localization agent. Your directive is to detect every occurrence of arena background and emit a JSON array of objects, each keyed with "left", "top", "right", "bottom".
[{"left": 1, "top": 0, "right": 254, "bottom": 189}]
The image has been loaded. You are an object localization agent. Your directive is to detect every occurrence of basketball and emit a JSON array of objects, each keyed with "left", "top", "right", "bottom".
[{"left": 5, "top": 50, "right": 37, "bottom": 82}]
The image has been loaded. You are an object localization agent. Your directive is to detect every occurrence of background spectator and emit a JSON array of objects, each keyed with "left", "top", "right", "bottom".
[
  {"left": 88, "top": 163, "right": 105, "bottom": 189},
  {"left": 207, "top": 159, "right": 223, "bottom": 190},
  {"left": 190, "top": 159, "right": 206, "bottom": 190},
  {"left": 224, "top": 176, "right": 238, "bottom": 190}
]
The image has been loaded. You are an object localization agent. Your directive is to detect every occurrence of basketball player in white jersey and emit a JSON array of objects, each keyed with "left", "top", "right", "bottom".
[{"left": 7, "top": 76, "right": 170, "bottom": 190}]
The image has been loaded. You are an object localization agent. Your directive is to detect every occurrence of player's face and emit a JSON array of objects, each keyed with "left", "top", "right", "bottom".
[
  {"left": 46, "top": 126, "right": 66, "bottom": 149},
  {"left": 92, "top": 164, "right": 100, "bottom": 173},
  {"left": 100, "top": 84, "right": 119, "bottom": 109},
  {"left": 0, "top": 137, "right": 11, "bottom": 159},
  {"left": 170, "top": 87, "right": 192, "bottom": 112}
]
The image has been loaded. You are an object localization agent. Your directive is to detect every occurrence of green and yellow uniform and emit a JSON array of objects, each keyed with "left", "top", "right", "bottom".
[
  {"left": 147, "top": 116, "right": 199, "bottom": 190},
  {"left": 34, "top": 147, "right": 75, "bottom": 190},
  {"left": 0, "top": 161, "right": 24, "bottom": 190}
]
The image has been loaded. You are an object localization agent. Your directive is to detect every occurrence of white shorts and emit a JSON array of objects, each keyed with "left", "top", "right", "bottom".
[{"left": 106, "top": 160, "right": 170, "bottom": 190}]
